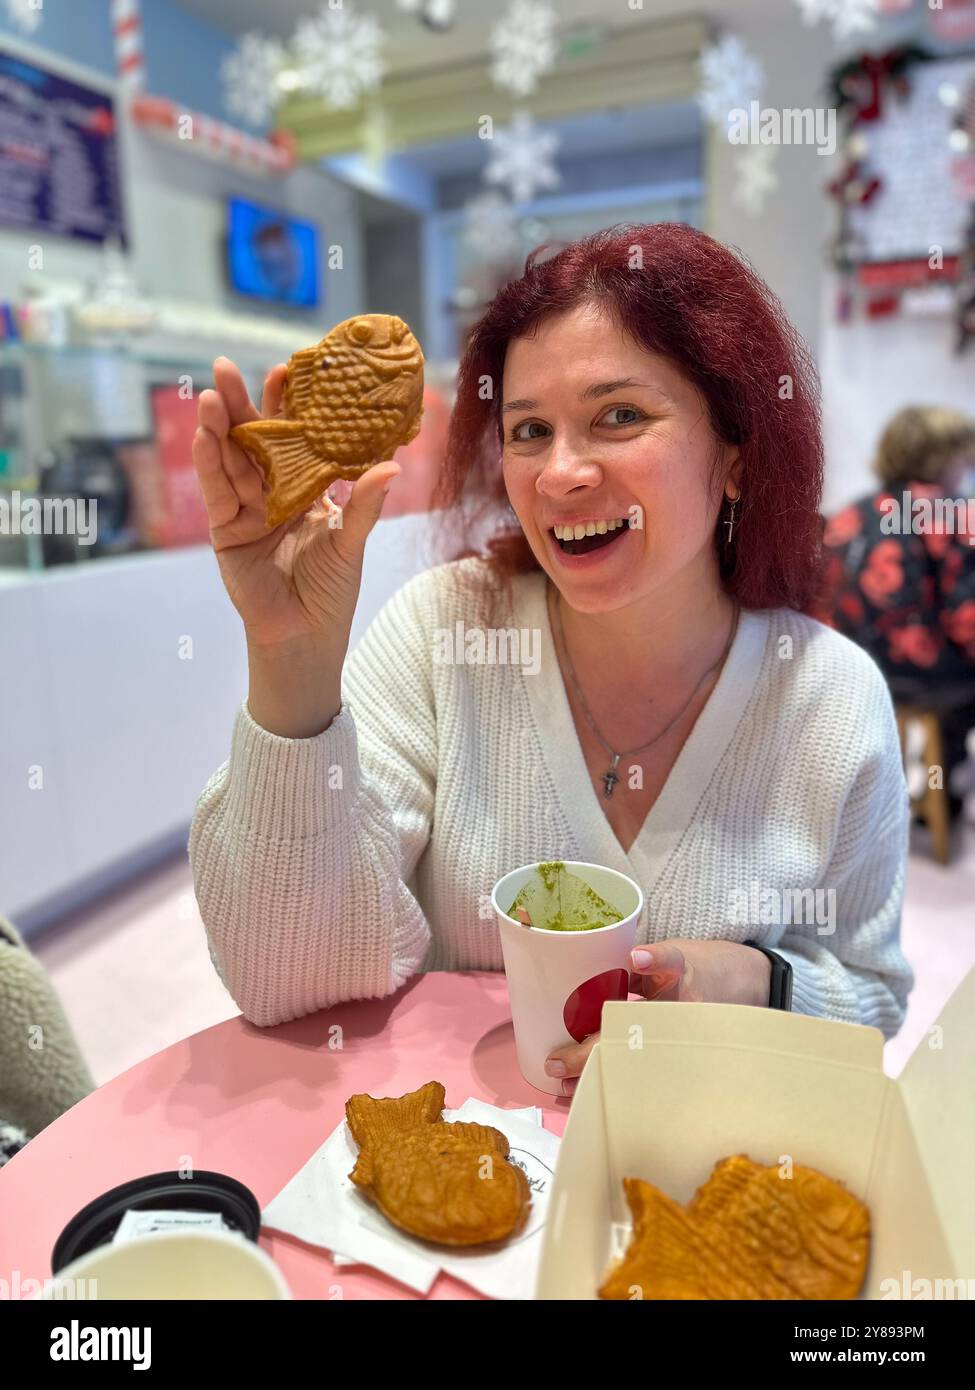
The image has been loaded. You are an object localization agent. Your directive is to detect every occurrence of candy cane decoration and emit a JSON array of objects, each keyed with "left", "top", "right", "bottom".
[
  {"left": 130, "top": 95, "right": 296, "bottom": 176},
  {"left": 112, "top": 0, "right": 146, "bottom": 89}
]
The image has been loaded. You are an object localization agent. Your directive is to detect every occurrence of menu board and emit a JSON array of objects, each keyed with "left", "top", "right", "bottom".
[{"left": 0, "top": 48, "right": 125, "bottom": 244}]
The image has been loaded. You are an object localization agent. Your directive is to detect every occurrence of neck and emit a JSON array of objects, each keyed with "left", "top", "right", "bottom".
[{"left": 550, "top": 562, "right": 736, "bottom": 686}]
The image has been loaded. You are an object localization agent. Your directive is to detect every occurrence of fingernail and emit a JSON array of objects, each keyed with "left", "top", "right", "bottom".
[
  {"left": 631, "top": 948, "right": 653, "bottom": 969},
  {"left": 544, "top": 1059, "right": 567, "bottom": 1078}
]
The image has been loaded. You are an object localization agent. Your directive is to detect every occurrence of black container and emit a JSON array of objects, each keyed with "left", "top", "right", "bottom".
[{"left": 51, "top": 1170, "right": 261, "bottom": 1274}]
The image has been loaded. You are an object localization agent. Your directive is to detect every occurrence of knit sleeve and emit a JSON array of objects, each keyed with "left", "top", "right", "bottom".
[
  {"left": 188, "top": 572, "right": 438, "bottom": 1027},
  {"left": 774, "top": 674, "right": 914, "bottom": 1039}
]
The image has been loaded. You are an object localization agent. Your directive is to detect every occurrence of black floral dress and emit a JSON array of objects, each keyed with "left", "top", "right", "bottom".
[
  {"left": 818, "top": 482, "right": 975, "bottom": 686},
  {"left": 816, "top": 481, "right": 975, "bottom": 785}
]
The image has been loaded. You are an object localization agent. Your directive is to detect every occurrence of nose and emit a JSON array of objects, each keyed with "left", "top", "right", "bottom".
[{"left": 535, "top": 437, "right": 603, "bottom": 496}]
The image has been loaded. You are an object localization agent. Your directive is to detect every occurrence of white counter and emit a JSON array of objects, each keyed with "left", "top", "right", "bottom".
[{"left": 0, "top": 512, "right": 441, "bottom": 933}]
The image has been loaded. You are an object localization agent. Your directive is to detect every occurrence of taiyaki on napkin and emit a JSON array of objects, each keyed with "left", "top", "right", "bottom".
[{"left": 261, "top": 1100, "right": 558, "bottom": 1300}]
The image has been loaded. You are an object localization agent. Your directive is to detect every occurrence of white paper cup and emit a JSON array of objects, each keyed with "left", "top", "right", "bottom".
[
  {"left": 37, "top": 1229, "right": 291, "bottom": 1300},
  {"left": 492, "top": 860, "right": 644, "bottom": 1094}
]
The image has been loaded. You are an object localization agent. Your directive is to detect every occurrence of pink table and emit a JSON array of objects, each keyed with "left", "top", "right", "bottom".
[{"left": 0, "top": 971, "right": 567, "bottom": 1299}]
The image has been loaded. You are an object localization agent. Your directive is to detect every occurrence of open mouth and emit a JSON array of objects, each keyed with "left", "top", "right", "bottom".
[{"left": 552, "top": 518, "right": 631, "bottom": 557}]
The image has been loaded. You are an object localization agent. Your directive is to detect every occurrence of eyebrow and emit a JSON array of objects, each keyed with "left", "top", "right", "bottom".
[{"left": 500, "top": 379, "right": 672, "bottom": 414}]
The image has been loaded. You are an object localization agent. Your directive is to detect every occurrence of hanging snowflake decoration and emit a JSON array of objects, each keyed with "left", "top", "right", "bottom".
[
  {"left": 291, "top": 3, "right": 385, "bottom": 110},
  {"left": 4, "top": 0, "right": 43, "bottom": 35},
  {"left": 731, "top": 144, "right": 779, "bottom": 217},
  {"left": 461, "top": 191, "right": 521, "bottom": 261},
  {"left": 484, "top": 110, "right": 561, "bottom": 204},
  {"left": 697, "top": 35, "right": 766, "bottom": 126},
  {"left": 794, "top": 0, "right": 880, "bottom": 41},
  {"left": 490, "top": 0, "right": 558, "bottom": 99},
  {"left": 220, "top": 32, "right": 286, "bottom": 129}
]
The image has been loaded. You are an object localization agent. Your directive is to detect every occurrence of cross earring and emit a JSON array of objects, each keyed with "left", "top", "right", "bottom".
[{"left": 724, "top": 491, "right": 740, "bottom": 545}]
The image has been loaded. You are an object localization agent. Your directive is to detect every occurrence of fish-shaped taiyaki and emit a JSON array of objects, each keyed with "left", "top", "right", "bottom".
[
  {"left": 230, "top": 313, "right": 425, "bottom": 528},
  {"left": 345, "top": 1081, "right": 531, "bottom": 1247},
  {"left": 599, "top": 1156, "right": 870, "bottom": 1300}
]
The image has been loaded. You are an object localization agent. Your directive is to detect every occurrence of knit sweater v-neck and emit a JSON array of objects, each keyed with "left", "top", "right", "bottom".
[{"left": 189, "top": 557, "right": 913, "bottom": 1036}]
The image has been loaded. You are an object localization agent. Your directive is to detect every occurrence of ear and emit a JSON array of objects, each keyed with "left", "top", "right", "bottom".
[{"left": 723, "top": 445, "right": 743, "bottom": 499}]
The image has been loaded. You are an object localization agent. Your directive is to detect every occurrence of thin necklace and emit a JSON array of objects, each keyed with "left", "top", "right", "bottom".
[{"left": 549, "top": 585, "right": 741, "bottom": 798}]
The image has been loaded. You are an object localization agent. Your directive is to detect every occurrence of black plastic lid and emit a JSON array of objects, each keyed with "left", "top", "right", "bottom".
[{"left": 51, "top": 1170, "right": 261, "bottom": 1274}]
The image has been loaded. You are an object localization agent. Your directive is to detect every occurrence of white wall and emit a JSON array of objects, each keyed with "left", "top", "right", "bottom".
[
  {"left": 820, "top": 290, "right": 975, "bottom": 512},
  {"left": 705, "top": 8, "right": 834, "bottom": 358}
]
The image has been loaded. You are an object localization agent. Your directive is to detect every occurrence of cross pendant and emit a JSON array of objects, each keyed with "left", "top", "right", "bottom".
[{"left": 603, "top": 755, "right": 621, "bottom": 799}]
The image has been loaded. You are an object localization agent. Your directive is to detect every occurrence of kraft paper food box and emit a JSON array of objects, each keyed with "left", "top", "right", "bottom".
[{"left": 535, "top": 970, "right": 975, "bottom": 1300}]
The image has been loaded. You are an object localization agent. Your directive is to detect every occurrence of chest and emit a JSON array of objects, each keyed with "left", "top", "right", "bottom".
[{"left": 562, "top": 674, "right": 719, "bottom": 855}]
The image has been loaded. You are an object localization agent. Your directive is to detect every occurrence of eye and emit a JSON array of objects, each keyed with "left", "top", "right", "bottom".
[
  {"left": 509, "top": 420, "right": 551, "bottom": 443},
  {"left": 597, "top": 405, "right": 647, "bottom": 427},
  {"left": 349, "top": 319, "right": 372, "bottom": 344},
  {"left": 319, "top": 357, "right": 334, "bottom": 370}
]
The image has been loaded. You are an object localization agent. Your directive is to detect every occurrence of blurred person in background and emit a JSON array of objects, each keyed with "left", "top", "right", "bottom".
[{"left": 817, "top": 407, "right": 975, "bottom": 818}]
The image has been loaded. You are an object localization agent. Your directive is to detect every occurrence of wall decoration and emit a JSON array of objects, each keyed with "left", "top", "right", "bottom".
[
  {"left": 731, "top": 144, "right": 779, "bottom": 217},
  {"left": 291, "top": 2, "right": 385, "bottom": 111},
  {"left": 111, "top": 0, "right": 145, "bottom": 90},
  {"left": 696, "top": 35, "right": 765, "bottom": 126},
  {"left": 844, "top": 56, "right": 975, "bottom": 262},
  {"left": 490, "top": 0, "right": 558, "bottom": 99},
  {"left": 461, "top": 190, "right": 521, "bottom": 262},
  {"left": 483, "top": 110, "right": 560, "bottom": 204},
  {"left": 130, "top": 95, "right": 295, "bottom": 176},
  {"left": 796, "top": 0, "right": 880, "bottom": 41},
  {"left": 221, "top": 31, "right": 286, "bottom": 130}
]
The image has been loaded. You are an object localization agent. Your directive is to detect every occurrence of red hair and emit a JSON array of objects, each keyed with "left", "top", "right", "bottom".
[{"left": 437, "top": 223, "right": 824, "bottom": 611}]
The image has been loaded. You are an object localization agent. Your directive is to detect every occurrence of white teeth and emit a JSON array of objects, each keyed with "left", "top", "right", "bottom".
[{"left": 553, "top": 517, "right": 629, "bottom": 541}]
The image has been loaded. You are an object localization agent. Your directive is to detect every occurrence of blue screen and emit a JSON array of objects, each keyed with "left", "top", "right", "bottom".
[{"left": 227, "top": 198, "right": 320, "bottom": 308}]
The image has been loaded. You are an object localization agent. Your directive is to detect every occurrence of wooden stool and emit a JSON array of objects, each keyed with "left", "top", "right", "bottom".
[{"left": 895, "top": 706, "right": 952, "bottom": 866}]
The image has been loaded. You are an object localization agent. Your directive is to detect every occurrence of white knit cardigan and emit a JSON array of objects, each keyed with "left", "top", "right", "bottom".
[{"left": 189, "top": 558, "right": 913, "bottom": 1036}]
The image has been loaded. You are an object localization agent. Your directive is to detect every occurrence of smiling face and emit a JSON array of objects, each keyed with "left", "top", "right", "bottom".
[{"left": 501, "top": 301, "right": 739, "bottom": 614}]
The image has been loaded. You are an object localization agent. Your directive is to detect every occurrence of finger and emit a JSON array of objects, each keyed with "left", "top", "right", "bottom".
[
  {"left": 629, "top": 943, "right": 686, "bottom": 1001},
  {"left": 198, "top": 384, "right": 268, "bottom": 502},
  {"left": 545, "top": 1031, "right": 599, "bottom": 1080},
  {"left": 561, "top": 1076, "right": 579, "bottom": 1098},
  {"left": 212, "top": 356, "right": 260, "bottom": 427},
  {"left": 260, "top": 362, "right": 288, "bottom": 418},
  {"left": 192, "top": 426, "right": 240, "bottom": 527},
  {"left": 328, "top": 461, "right": 402, "bottom": 562},
  {"left": 221, "top": 433, "right": 267, "bottom": 506},
  {"left": 198, "top": 388, "right": 230, "bottom": 440}
]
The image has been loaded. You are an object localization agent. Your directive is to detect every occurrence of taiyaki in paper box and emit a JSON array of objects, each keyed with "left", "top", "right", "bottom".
[
  {"left": 231, "top": 313, "right": 425, "bottom": 528},
  {"left": 535, "top": 969, "right": 975, "bottom": 1300}
]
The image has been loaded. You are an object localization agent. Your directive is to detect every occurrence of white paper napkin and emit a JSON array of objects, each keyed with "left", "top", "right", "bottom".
[{"left": 261, "top": 1100, "right": 559, "bottom": 1299}]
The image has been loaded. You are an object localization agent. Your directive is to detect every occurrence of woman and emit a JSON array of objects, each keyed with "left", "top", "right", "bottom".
[
  {"left": 189, "top": 224, "right": 912, "bottom": 1093},
  {"left": 817, "top": 406, "right": 975, "bottom": 811}
]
